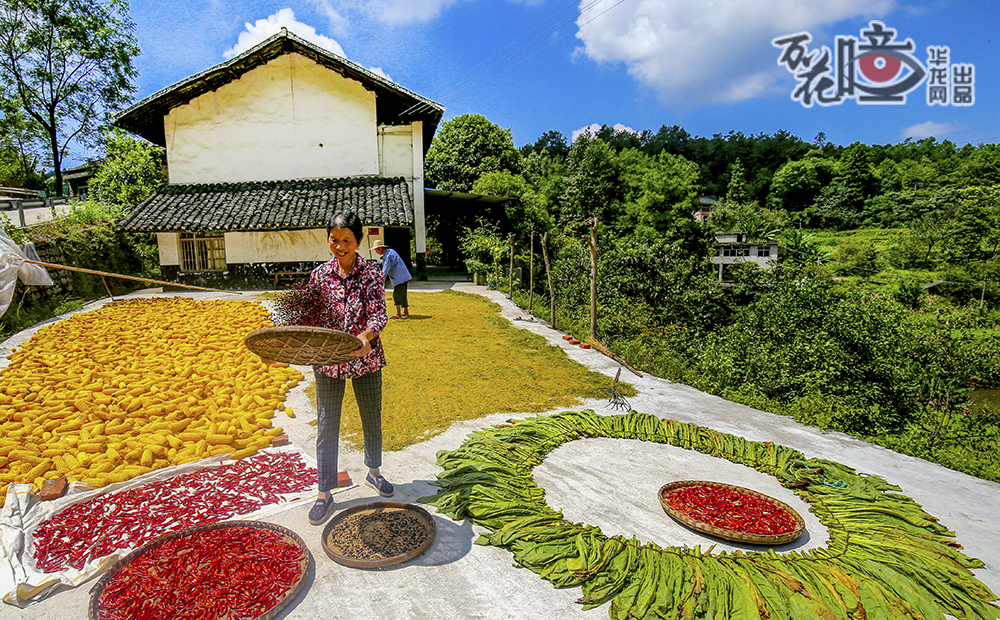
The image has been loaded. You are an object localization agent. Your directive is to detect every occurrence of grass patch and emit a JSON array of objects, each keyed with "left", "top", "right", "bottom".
[{"left": 306, "top": 289, "right": 628, "bottom": 451}]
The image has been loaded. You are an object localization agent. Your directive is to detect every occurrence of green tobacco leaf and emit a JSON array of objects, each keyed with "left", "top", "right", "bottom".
[{"left": 420, "top": 410, "right": 1000, "bottom": 620}]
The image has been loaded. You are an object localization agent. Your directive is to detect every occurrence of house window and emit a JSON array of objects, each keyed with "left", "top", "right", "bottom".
[
  {"left": 180, "top": 232, "right": 226, "bottom": 271},
  {"left": 721, "top": 246, "right": 753, "bottom": 257},
  {"left": 757, "top": 247, "right": 771, "bottom": 257}
]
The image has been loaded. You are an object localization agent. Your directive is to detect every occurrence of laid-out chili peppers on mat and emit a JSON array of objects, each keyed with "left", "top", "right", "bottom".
[
  {"left": 32, "top": 450, "right": 317, "bottom": 573},
  {"left": 96, "top": 525, "right": 306, "bottom": 620},
  {"left": 665, "top": 485, "right": 797, "bottom": 535}
]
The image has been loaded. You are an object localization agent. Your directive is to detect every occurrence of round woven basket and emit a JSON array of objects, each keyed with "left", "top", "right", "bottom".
[
  {"left": 658, "top": 480, "right": 805, "bottom": 546},
  {"left": 89, "top": 520, "right": 311, "bottom": 620},
  {"left": 244, "top": 325, "right": 362, "bottom": 366},
  {"left": 321, "top": 501, "right": 436, "bottom": 569}
]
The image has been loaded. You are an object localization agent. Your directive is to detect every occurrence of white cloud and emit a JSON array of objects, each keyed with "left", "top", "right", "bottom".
[
  {"left": 351, "top": 0, "right": 463, "bottom": 25},
  {"left": 574, "top": 0, "right": 896, "bottom": 105},
  {"left": 572, "top": 122, "right": 637, "bottom": 141},
  {"left": 901, "top": 121, "right": 966, "bottom": 140},
  {"left": 367, "top": 66, "right": 394, "bottom": 81},
  {"left": 310, "top": 0, "right": 351, "bottom": 35},
  {"left": 223, "top": 8, "right": 346, "bottom": 59}
]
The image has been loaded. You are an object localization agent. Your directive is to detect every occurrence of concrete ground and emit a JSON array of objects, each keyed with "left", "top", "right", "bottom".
[{"left": 2, "top": 280, "right": 999, "bottom": 619}]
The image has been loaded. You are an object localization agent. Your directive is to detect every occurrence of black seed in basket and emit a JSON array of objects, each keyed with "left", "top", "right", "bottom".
[{"left": 326, "top": 508, "right": 429, "bottom": 560}]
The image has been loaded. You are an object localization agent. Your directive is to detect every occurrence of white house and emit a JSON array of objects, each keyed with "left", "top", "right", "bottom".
[
  {"left": 115, "top": 28, "right": 444, "bottom": 288},
  {"left": 710, "top": 233, "right": 779, "bottom": 282}
]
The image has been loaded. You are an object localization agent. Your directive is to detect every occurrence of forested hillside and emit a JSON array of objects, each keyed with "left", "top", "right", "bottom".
[{"left": 426, "top": 115, "right": 1000, "bottom": 483}]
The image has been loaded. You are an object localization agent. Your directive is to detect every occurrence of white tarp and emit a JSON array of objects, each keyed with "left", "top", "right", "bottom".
[
  {"left": 0, "top": 446, "right": 342, "bottom": 607},
  {"left": 0, "top": 231, "right": 53, "bottom": 317}
]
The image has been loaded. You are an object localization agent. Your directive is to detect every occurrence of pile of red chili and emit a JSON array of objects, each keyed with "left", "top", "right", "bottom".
[
  {"left": 665, "top": 485, "right": 797, "bottom": 536},
  {"left": 96, "top": 525, "right": 305, "bottom": 620},
  {"left": 33, "top": 450, "right": 317, "bottom": 573}
]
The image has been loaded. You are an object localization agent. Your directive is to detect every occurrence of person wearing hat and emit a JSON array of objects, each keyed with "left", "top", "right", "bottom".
[{"left": 372, "top": 239, "right": 411, "bottom": 319}]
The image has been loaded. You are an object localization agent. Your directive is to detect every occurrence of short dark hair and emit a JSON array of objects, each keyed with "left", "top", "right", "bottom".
[{"left": 327, "top": 210, "right": 363, "bottom": 243}]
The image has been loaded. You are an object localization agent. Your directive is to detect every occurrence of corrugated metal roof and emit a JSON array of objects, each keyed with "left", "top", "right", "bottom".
[{"left": 117, "top": 176, "right": 413, "bottom": 232}]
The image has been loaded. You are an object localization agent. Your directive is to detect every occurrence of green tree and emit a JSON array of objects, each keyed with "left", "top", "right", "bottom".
[
  {"left": 778, "top": 228, "right": 828, "bottom": 266},
  {"left": 0, "top": 0, "right": 141, "bottom": 196},
  {"left": 520, "top": 130, "right": 569, "bottom": 160},
  {"left": 953, "top": 144, "right": 1000, "bottom": 188},
  {"left": 693, "top": 279, "right": 915, "bottom": 434},
  {"left": 891, "top": 209, "right": 949, "bottom": 269},
  {"left": 628, "top": 150, "right": 702, "bottom": 243},
  {"left": 424, "top": 114, "right": 522, "bottom": 192},
  {"left": 725, "top": 158, "right": 749, "bottom": 203},
  {"left": 944, "top": 186, "right": 1000, "bottom": 263},
  {"left": 558, "top": 136, "right": 624, "bottom": 227},
  {"left": 88, "top": 128, "right": 165, "bottom": 208},
  {"left": 471, "top": 170, "right": 551, "bottom": 243},
  {"left": 840, "top": 143, "right": 878, "bottom": 210},
  {"left": 767, "top": 152, "right": 838, "bottom": 211},
  {"left": 522, "top": 147, "right": 566, "bottom": 214},
  {"left": 0, "top": 92, "right": 47, "bottom": 188}
]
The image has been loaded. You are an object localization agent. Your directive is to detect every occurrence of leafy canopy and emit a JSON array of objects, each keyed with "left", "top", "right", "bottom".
[
  {"left": 88, "top": 128, "right": 165, "bottom": 209},
  {"left": 0, "top": 0, "right": 140, "bottom": 195},
  {"left": 425, "top": 114, "right": 522, "bottom": 192}
]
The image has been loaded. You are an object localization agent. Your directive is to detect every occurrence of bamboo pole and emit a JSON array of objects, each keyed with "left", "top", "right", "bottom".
[
  {"left": 541, "top": 232, "right": 555, "bottom": 329},
  {"left": 587, "top": 218, "right": 598, "bottom": 342},
  {"left": 587, "top": 339, "right": 642, "bottom": 377},
  {"left": 25, "top": 260, "right": 241, "bottom": 295},
  {"left": 508, "top": 234, "right": 514, "bottom": 299},
  {"left": 528, "top": 226, "right": 534, "bottom": 316}
]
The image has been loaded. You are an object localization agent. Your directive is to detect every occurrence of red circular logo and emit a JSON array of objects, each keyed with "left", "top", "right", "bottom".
[{"left": 858, "top": 54, "right": 902, "bottom": 83}]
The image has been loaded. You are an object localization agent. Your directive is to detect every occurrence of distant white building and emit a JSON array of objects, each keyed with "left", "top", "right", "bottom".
[{"left": 710, "top": 233, "right": 778, "bottom": 281}]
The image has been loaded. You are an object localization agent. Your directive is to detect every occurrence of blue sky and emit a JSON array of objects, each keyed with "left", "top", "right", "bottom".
[{"left": 127, "top": 0, "right": 1000, "bottom": 151}]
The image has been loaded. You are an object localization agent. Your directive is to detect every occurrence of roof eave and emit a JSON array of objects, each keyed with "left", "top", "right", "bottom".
[{"left": 114, "top": 29, "right": 444, "bottom": 146}]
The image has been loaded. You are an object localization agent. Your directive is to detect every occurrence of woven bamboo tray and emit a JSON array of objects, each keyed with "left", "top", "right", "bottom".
[
  {"left": 89, "top": 520, "right": 311, "bottom": 620},
  {"left": 658, "top": 480, "right": 805, "bottom": 545},
  {"left": 322, "top": 501, "right": 436, "bottom": 569},
  {"left": 244, "top": 325, "right": 362, "bottom": 365}
]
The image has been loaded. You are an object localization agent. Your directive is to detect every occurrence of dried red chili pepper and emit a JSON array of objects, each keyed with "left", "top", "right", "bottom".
[
  {"left": 666, "top": 485, "right": 796, "bottom": 536},
  {"left": 97, "top": 526, "right": 304, "bottom": 620},
  {"left": 33, "top": 451, "right": 317, "bottom": 574}
]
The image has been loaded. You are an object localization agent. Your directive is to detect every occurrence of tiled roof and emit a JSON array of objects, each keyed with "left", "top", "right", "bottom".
[
  {"left": 114, "top": 29, "right": 443, "bottom": 149},
  {"left": 117, "top": 176, "right": 413, "bottom": 232}
]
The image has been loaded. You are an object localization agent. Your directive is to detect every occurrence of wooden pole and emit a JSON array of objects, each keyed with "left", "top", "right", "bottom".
[
  {"left": 24, "top": 260, "right": 241, "bottom": 294},
  {"left": 541, "top": 232, "right": 555, "bottom": 329},
  {"left": 587, "top": 339, "right": 643, "bottom": 377},
  {"left": 100, "top": 275, "right": 115, "bottom": 301},
  {"left": 528, "top": 226, "right": 534, "bottom": 316},
  {"left": 587, "top": 218, "right": 598, "bottom": 342},
  {"left": 508, "top": 234, "right": 514, "bottom": 299}
]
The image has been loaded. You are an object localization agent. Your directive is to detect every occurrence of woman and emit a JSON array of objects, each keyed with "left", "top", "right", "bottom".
[{"left": 307, "top": 210, "right": 393, "bottom": 525}]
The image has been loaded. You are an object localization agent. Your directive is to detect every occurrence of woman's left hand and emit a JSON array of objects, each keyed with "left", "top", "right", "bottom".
[{"left": 351, "top": 333, "right": 372, "bottom": 357}]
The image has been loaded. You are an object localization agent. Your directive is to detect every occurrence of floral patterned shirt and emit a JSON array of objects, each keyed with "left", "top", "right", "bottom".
[{"left": 308, "top": 255, "right": 387, "bottom": 379}]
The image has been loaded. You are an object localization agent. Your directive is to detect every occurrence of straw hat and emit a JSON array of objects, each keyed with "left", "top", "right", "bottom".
[{"left": 371, "top": 239, "right": 386, "bottom": 250}]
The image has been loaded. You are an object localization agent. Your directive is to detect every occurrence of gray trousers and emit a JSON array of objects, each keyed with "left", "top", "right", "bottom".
[{"left": 314, "top": 370, "right": 383, "bottom": 492}]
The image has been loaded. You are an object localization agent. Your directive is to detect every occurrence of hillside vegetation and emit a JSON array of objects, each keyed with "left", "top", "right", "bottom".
[{"left": 426, "top": 116, "right": 1000, "bottom": 482}]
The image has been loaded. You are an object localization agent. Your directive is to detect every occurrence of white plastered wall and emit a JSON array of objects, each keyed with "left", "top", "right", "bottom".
[
  {"left": 164, "top": 53, "right": 379, "bottom": 184},
  {"left": 225, "top": 230, "right": 330, "bottom": 263},
  {"left": 157, "top": 230, "right": 332, "bottom": 266},
  {"left": 377, "top": 120, "right": 424, "bottom": 252},
  {"left": 157, "top": 233, "right": 180, "bottom": 266}
]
